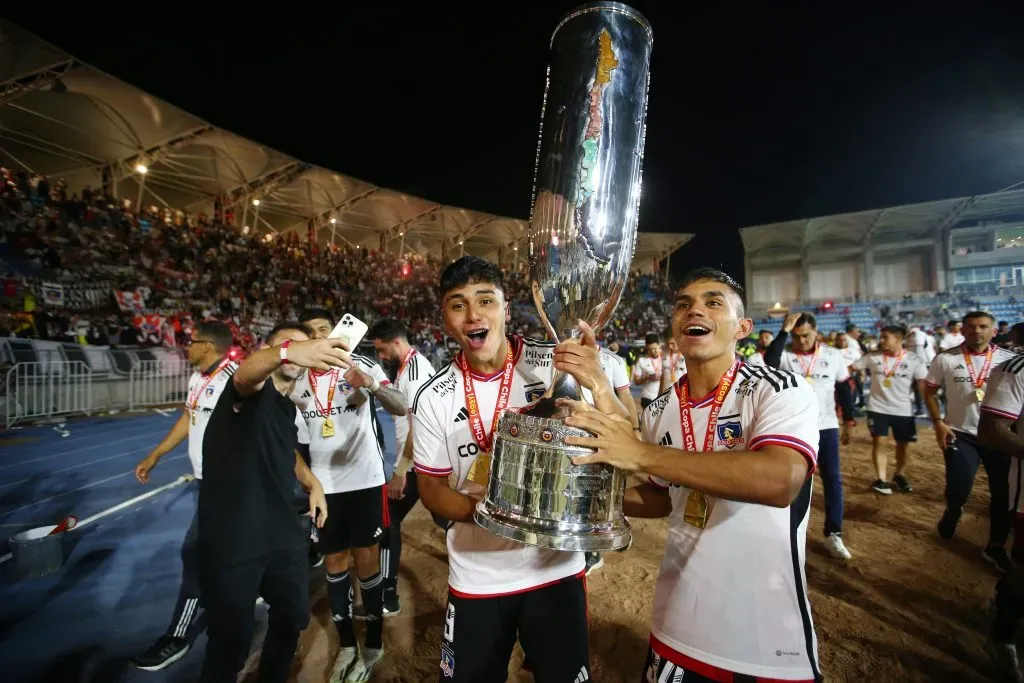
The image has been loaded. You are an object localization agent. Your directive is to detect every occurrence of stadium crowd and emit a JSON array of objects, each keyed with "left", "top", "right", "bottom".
[{"left": 0, "top": 166, "right": 672, "bottom": 364}]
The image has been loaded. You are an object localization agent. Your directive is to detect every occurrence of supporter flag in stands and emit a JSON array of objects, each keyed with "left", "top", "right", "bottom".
[
  {"left": 41, "top": 282, "right": 64, "bottom": 306},
  {"left": 114, "top": 289, "right": 147, "bottom": 314}
]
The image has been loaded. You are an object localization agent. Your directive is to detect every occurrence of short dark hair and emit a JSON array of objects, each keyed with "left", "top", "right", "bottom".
[
  {"left": 963, "top": 310, "right": 995, "bottom": 324},
  {"left": 645, "top": 333, "right": 660, "bottom": 346},
  {"left": 439, "top": 256, "right": 503, "bottom": 298},
  {"left": 758, "top": 329, "right": 773, "bottom": 336},
  {"left": 267, "top": 321, "right": 312, "bottom": 345},
  {"left": 676, "top": 267, "right": 745, "bottom": 316},
  {"left": 881, "top": 324, "right": 907, "bottom": 338},
  {"left": 794, "top": 313, "right": 817, "bottom": 330},
  {"left": 845, "top": 323, "right": 858, "bottom": 333},
  {"left": 195, "top": 321, "right": 234, "bottom": 354},
  {"left": 299, "top": 308, "right": 332, "bottom": 325},
  {"left": 368, "top": 318, "right": 408, "bottom": 343}
]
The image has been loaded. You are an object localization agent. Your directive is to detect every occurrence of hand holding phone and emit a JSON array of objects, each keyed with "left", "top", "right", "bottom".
[{"left": 329, "top": 313, "right": 368, "bottom": 357}]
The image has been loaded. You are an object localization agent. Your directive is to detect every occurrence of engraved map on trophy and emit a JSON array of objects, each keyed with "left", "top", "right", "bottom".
[{"left": 473, "top": 2, "right": 652, "bottom": 552}]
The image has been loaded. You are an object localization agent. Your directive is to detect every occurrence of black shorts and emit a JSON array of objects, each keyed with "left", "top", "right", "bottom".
[
  {"left": 316, "top": 486, "right": 388, "bottom": 554},
  {"left": 438, "top": 574, "right": 589, "bottom": 682},
  {"left": 866, "top": 411, "right": 917, "bottom": 443}
]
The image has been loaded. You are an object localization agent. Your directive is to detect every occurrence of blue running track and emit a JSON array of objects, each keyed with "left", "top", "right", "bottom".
[{"left": 0, "top": 409, "right": 397, "bottom": 683}]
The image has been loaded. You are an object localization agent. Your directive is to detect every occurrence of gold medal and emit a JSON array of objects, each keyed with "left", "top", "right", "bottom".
[
  {"left": 882, "top": 378, "right": 893, "bottom": 388},
  {"left": 805, "top": 376, "right": 815, "bottom": 385},
  {"left": 321, "top": 418, "right": 335, "bottom": 438},
  {"left": 466, "top": 452, "right": 491, "bottom": 487},
  {"left": 190, "top": 411, "right": 196, "bottom": 426},
  {"left": 684, "top": 491, "right": 709, "bottom": 529},
  {"left": 976, "top": 388, "right": 986, "bottom": 402}
]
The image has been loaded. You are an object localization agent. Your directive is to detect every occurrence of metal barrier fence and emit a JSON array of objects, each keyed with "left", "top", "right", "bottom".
[
  {"left": 4, "top": 361, "right": 93, "bottom": 427},
  {"left": 128, "top": 359, "right": 191, "bottom": 411}
]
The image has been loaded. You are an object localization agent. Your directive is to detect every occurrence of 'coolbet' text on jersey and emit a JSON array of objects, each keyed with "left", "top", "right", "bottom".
[
  {"left": 187, "top": 358, "right": 238, "bottom": 479},
  {"left": 412, "top": 336, "right": 585, "bottom": 596},
  {"left": 777, "top": 344, "right": 850, "bottom": 430},
  {"left": 392, "top": 348, "right": 436, "bottom": 467},
  {"left": 291, "top": 354, "right": 391, "bottom": 494},
  {"left": 926, "top": 344, "right": 1017, "bottom": 436},
  {"left": 853, "top": 351, "right": 928, "bottom": 417},
  {"left": 641, "top": 362, "right": 821, "bottom": 681}
]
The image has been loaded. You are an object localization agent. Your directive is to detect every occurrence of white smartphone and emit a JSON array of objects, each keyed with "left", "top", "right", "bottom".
[{"left": 328, "top": 313, "right": 368, "bottom": 355}]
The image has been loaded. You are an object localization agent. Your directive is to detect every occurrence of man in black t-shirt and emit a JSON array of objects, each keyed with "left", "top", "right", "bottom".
[{"left": 197, "top": 321, "right": 348, "bottom": 683}]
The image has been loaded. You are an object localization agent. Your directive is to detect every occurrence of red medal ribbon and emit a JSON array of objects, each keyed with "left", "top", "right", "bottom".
[
  {"left": 187, "top": 358, "right": 231, "bottom": 412},
  {"left": 881, "top": 350, "right": 904, "bottom": 381},
  {"left": 962, "top": 343, "right": 994, "bottom": 390},
  {"left": 675, "top": 360, "right": 740, "bottom": 453},
  {"left": 795, "top": 345, "right": 820, "bottom": 378},
  {"left": 456, "top": 339, "right": 516, "bottom": 453},
  {"left": 396, "top": 347, "right": 416, "bottom": 387},
  {"left": 308, "top": 369, "right": 339, "bottom": 419}
]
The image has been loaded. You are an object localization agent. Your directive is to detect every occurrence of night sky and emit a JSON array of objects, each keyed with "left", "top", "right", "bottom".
[{"left": 9, "top": 3, "right": 1024, "bottom": 285}]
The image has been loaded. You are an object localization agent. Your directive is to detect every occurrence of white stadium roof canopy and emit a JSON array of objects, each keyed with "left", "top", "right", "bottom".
[
  {"left": 0, "top": 20, "right": 691, "bottom": 270},
  {"left": 740, "top": 182, "right": 1024, "bottom": 267}
]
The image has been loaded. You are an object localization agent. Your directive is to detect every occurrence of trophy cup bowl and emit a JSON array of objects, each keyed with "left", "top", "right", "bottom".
[{"left": 474, "top": 1, "right": 652, "bottom": 552}]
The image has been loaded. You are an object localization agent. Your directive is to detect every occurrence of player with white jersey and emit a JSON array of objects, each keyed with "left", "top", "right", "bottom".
[
  {"left": 633, "top": 333, "right": 663, "bottom": 408},
  {"left": 562, "top": 267, "right": 822, "bottom": 682},
  {"left": 131, "top": 322, "right": 237, "bottom": 671},
  {"left": 293, "top": 310, "right": 409, "bottom": 682},
  {"left": 771, "top": 312, "right": 856, "bottom": 560},
  {"left": 364, "top": 317, "right": 436, "bottom": 617},
  {"left": 940, "top": 320, "right": 965, "bottom": 351},
  {"left": 852, "top": 325, "right": 929, "bottom": 495},
  {"left": 924, "top": 311, "right": 1016, "bottom": 572},
  {"left": 978, "top": 355, "right": 1024, "bottom": 681},
  {"left": 659, "top": 333, "right": 687, "bottom": 392},
  {"left": 412, "top": 256, "right": 629, "bottom": 682}
]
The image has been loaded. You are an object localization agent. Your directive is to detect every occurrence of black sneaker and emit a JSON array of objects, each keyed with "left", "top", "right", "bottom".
[
  {"left": 870, "top": 479, "right": 892, "bottom": 495},
  {"left": 892, "top": 475, "right": 913, "bottom": 493},
  {"left": 937, "top": 509, "right": 960, "bottom": 540},
  {"left": 984, "top": 546, "right": 1014, "bottom": 573},
  {"left": 585, "top": 552, "right": 604, "bottom": 575},
  {"left": 131, "top": 635, "right": 190, "bottom": 671}
]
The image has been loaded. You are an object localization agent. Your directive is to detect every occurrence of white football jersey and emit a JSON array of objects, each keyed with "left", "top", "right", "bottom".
[
  {"left": 186, "top": 359, "right": 238, "bottom": 479},
  {"left": 597, "top": 347, "right": 630, "bottom": 396},
  {"left": 634, "top": 355, "right": 663, "bottom": 400},
  {"left": 412, "top": 336, "right": 585, "bottom": 596},
  {"left": 663, "top": 352, "right": 687, "bottom": 384},
  {"left": 292, "top": 354, "right": 391, "bottom": 494},
  {"left": 837, "top": 344, "right": 861, "bottom": 366},
  {"left": 939, "top": 333, "right": 965, "bottom": 351},
  {"left": 777, "top": 344, "right": 850, "bottom": 430},
  {"left": 981, "top": 356, "right": 1024, "bottom": 513},
  {"left": 925, "top": 344, "right": 1017, "bottom": 435},
  {"left": 392, "top": 349, "right": 437, "bottom": 469},
  {"left": 853, "top": 351, "right": 928, "bottom": 417},
  {"left": 641, "top": 362, "right": 821, "bottom": 680}
]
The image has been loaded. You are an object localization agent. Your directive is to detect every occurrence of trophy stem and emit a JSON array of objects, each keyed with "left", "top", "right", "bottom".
[{"left": 520, "top": 369, "right": 581, "bottom": 419}]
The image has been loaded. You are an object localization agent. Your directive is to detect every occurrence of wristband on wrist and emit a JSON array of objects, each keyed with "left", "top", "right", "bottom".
[
  {"left": 279, "top": 340, "right": 292, "bottom": 364},
  {"left": 369, "top": 378, "right": 381, "bottom": 393}
]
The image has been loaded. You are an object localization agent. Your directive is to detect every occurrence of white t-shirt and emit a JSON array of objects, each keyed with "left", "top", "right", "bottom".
[
  {"left": 777, "top": 344, "right": 850, "bottom": 430},
  {"left": 641, "top": 362, "right": 821, "bottom": 681},
  {"left": 392, "top": 349, "right": 437, "bottom": 468},
  {"left": 292, "top": 354, "right": 392, "bottom": 494},
  {"left": 633, "top": 355, "right": 663, "bottom": 400},
  {"left": 925, "top": 344, "right": 1017, "bottom": 435},
  {"left": 745, "top": 351, "right": 766, "bottom": 367},
  {"left": 663, "top": 352, "right": 687, "bottom": 384},
  {"left": 838, "top": 344, "right": 861, "bottom": 366},
  {"left": 412, "top": 336, "right": 585, "bottom": 596},
  {"left": 939, "top": 333, "right": 965, "bottom": 351},
  {"left": 907, "top": 329, "right": 936, "bottom": 365},
  {"left": 980, "top": 356, "right": 1024, "bottom": 512},
  {"left": 597, "top": 347, "right": 631, "bottom": 395},
  {"left": 186, "top": 359, "right": 238, "bottom": 479},
  {"left": 853, "top": 351, "right": 928, "bottom": 417}
]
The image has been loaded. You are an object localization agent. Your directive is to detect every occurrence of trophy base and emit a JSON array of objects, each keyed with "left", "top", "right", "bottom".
[
  {"left": 474, "top": 410, "right": 632, "bottom": 553},
  {"left": 474, "top": 501, "right": 632, "bottom": 552}
]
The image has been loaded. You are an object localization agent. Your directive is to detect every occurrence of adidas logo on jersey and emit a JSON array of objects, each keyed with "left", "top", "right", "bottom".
[
  {"left": 660, "top": 431, "right": 673, "bottom": 446},
  {"left": 453, "top": 407, "right": 470, "bottom": 423},
  {"left": 301, "top": 390, "right": 312, "bottom": 399},
  {"left": 574, "top": 666, "right": 590, "bottom": 682},
  {"left": 373, "top": 527, "right": 383, "bottom": 538}
]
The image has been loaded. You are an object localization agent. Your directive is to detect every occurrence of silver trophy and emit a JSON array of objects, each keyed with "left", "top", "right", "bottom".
[{"left": 474, "top": 2, "right": 652, "bottom": 552}]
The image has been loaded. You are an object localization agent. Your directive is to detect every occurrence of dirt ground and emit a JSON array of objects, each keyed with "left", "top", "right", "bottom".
[{"left": 251, "top": 423, "right": 1010, "bottom": 682}]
